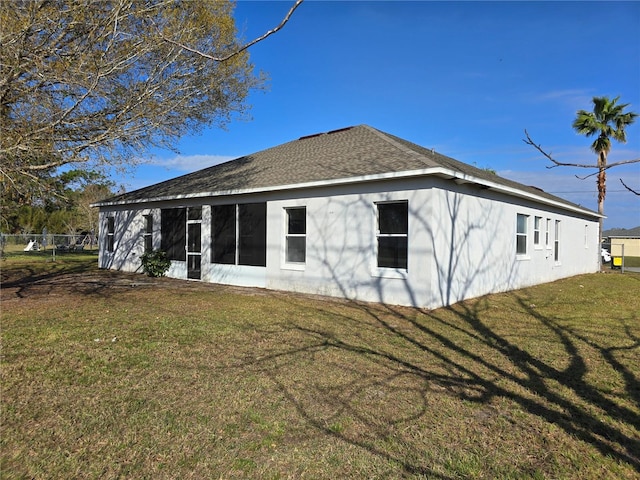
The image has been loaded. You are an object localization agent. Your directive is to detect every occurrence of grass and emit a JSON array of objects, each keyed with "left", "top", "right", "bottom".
[{"left": 1, "top": 252, "right": 639, "bottom": 479}]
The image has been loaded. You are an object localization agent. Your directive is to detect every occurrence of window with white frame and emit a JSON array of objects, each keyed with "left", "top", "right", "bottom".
[
  {"left": 376, "top": 201, "right": 408, "bottom": 269},
  {"left": 545, "top": 218, "right": 551, "bottom": 247},
  {"left": 534, "top": 216, "right": 542, "bottom": 246},
  {"left": 285, "top": 207, "right": 306, "bottom": 263},
  {"left": 516, "top": 213, "right": 528, "bottom": 255},
  {"left": 554, "top": 220, "right": 561, "bottom": 262},
  {"left": 143, "top": 214, "right": 153, "bottom": 253},
  {"left": 106, "top": 216, "right": 115, "bottom": 253}
]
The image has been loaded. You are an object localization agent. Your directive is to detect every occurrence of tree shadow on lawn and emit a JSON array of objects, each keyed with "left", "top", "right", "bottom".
[
  {"left": 3, "top": 258, "right": 638, "bottom": 476},
  {"left": 239, "top": 291, "right": 639, "bottom": 477},
  {"left": 0, "top": 255, "right": 156, "bottom": 299}
]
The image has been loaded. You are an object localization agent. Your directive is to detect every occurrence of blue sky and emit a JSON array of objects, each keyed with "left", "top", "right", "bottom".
[{"left": 124, "top": 1, "right": 640, "bottom": 229}]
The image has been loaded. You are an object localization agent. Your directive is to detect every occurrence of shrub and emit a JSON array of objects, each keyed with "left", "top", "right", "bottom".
[{"left": 140, "top": 250, "right": 171, "bottom": 277}]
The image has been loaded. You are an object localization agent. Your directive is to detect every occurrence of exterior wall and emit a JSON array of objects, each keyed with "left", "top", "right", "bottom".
[
  {"left": 97, "top": 177, "right": 600, "bottom": 309},
  {"left": 426, "top": 179, "right": 599, "bottom": 308},
  {"left": 264, "top": 180, "right": 433, "bottom": 307},
  {"left": 98, "top": 207, "right": 157, "bottom": 273}
]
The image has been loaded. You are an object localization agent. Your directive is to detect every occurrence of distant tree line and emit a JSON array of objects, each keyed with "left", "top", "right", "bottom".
[{"left": 1, "top": 170, "right": 116, "bottom": 236}]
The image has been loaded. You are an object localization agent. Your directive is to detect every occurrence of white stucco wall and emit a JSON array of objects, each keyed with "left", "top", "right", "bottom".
[
  {"left": 98, "top": 208, "right": 150, "bottom": 273},
  {"left": 424, "top": 179, "right": 599, "bottom": 308},
  {"left": 264, "top": 181, "right": 434, "bottom": 307},
  {"left": 97, "top": 176, "right": 600, "bottom": 309}
]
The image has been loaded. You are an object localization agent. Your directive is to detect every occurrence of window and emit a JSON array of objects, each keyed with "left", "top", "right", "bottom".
[
  {"left": 211, "top": 203, "right": 267, "bottom": 267},
  {"left": 554, "top": 220, "right": 560, "bottom": 262},
  {"left": 584, "top": 225, "right": 589, "bottom": 248},
  {"left": 161, "top": 208, "right": 186, "bottom": 261},
  {"left": 516, "top": 213, "right": 528, "bottom": 255},
  {"left": 376, "top": 201, "right": 408, "bottom": 269},
  {"left": 285, "top": 207, "right": 306, "bottom": 263},
  {"left": 545, "top": 218, "right": 551, "bottom": 247},
  {"left": 106, "top": 216, "right": 115, "bottom": 253},
  {"left": 534, "top": 216, "right": 541, "bottom": 246},
  {"left": 143, "top": 214, "right": 153, "bottom": 253}
]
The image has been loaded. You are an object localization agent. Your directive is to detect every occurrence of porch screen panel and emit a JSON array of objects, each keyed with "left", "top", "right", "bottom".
[
  {"left": 161, "top": 208, "right": 186, "bottom": 261},
  {"left": 187, "top": 223, "right": 201, "bottom": 253},
  {"left": 211, "top": 204, "right": 236, "bottom": 264},
  {"left": 239, "top": 203, "right": 267, "bottom": 267}
]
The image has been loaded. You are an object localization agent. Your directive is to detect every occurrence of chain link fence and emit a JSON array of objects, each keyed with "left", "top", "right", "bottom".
[{"left": 1, "top": 233, "right": 98, "bottom": 254}]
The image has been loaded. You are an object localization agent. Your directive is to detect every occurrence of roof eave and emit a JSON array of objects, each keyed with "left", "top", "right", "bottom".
[{"left": 92, "top": 167, "right": 602, "bottom": 219}]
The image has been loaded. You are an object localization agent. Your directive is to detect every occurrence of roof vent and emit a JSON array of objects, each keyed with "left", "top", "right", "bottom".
[
  {"left": 326, "top": 126, "right": 354, "bottom": 135},
  {"left": 298, "top": 132, "right": 323, "bottom": 140},
  {"left": 299, "top": 126, "right": 354, "bottom": 140}
]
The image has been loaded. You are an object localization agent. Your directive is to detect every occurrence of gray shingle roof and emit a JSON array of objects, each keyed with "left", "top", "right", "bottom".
[{"left": 97, "top": 124, "right": 598, "bottom": 217}]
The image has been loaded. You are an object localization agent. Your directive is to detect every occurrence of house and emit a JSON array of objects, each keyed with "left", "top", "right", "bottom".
[
  {"left": 93, "top": 125, "right": 602, "bottom": 309},
  {"left": 607, "top": 236, "right": 640, "bottom": 259}
]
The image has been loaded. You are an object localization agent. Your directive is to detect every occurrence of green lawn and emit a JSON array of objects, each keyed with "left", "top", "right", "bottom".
[{"left": 1, "top": 254, "right": 639, "bottom": 479}]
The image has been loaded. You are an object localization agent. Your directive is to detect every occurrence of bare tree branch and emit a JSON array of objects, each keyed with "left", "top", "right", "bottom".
[
  {"left": 156, "top": 0, "right": 304, "bottom": 62},
  {"left": 522, "top": 129, "right": 569, "bottom": 168},
  {"left": 575, "top": 171, "right": 599, "bottom": 181},
  {"left": 523, "top": 130, "right": 640, "bottom": 170},
  {"left": 620, "top": 178, "right": 640, "bottom": 196}
]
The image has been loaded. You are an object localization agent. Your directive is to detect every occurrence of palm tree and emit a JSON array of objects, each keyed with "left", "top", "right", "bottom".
[{"left": 572, "top": 96, "right": 637, "bottom": 245}]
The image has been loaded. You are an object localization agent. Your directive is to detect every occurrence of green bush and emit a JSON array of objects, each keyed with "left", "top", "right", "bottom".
[{"left": 140, "top": 250, "right": 171, "bottom": 277}]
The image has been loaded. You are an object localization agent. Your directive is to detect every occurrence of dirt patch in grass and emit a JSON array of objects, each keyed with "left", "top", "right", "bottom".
[
  {"left": 0, "top": 256, "right": 272, "bottom": 300},
  {"left": 2, "top": 257, "right": 639, "bottom": 479}
]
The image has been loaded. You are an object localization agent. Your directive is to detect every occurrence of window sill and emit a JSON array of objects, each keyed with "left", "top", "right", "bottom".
[
  {"left": 281, "top": 263, "right": 305, "bottom": 271},
  {"left": 371, "top": 267, "right": 408, "bottom": 279},
  {"left": 516, "top": 254, "right": 531, "bottom": 261}
]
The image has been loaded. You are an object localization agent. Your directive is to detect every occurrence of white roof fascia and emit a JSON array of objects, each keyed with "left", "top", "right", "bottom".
[
  {"left": 92, "top": 166, "right": 602, "bottom": 219},
  {"left": 432, "top": 168, "right": 603, "bottom": 219}
]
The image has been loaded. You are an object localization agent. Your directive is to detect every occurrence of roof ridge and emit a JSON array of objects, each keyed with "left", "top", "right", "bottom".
[{"left": 361, "top": 125, "right": 437, "bottom": 167}]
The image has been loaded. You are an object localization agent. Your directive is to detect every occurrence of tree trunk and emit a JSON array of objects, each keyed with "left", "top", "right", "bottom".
[{"left": 596, "top": 150, "right": 607, "bottom": 262}]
